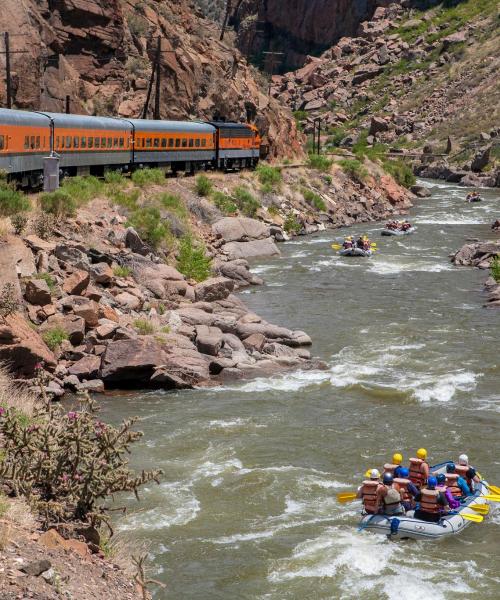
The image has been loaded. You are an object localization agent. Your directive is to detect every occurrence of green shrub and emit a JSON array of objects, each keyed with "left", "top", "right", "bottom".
[
  {"left": 32, "top": 212, "right": 55, "bottom": 239},
  {"left": 212, "top": 191, "right": 238, "bottom": 215},
  {"left": 382, "top": 159, "right": 416, "bottom": 189},
  {"left": 104, "top": 171, "right": 125, "bottom": 186},
  {"left": 283, "top": 212, "right": 302, "bottom": 235},
  {"left": 127, "top": 206, "right": 172, "bottom": 248},
  {"left": 491, "top": 256, "right": 500, "bottom": 284},
  {"left": 108, "top": 189, "right": 140, "bottom": 210},
  {"left": 234, "top": 186, "right": 260, "bottom": 217},
  {"left": 176, "top": 236, "right": 212, "bottom": 282},
  {"left": 327, "top": 128, "right": 346, "bottom": 148},
  {"left": 256, "top": 164, "right": 282, "bottom": 190},
  {"left": 338, "top": 159, "right": 369, "bottom": 182},
  {"left": 0, "top": 187, "right": 30, "bottom": 217},
  {"left": 133, "top": 318, "right": 155, "bottom": 335},
  {"left": 131, "top": 168, "right": 165, "bottom": 187},
  {"left": 260, "top": 182, "right": 273, "bottom": 195},
  {"left": 195, "top": 175, "right": 213, "bottom": 197},
  {"left": 302, "top": 188, "right": 326, "bottom": 211},
  {"left": 61, "top": 176, "right": 103, "bottom": 204},
  {"left": 0, "top": 283, "right": 18, "bottom": 319},
  {"left": 40, "top": 189, "right": 77, "bottom": 218},
  {"left": 113, "top": 265, "right": 132, "bottom": 278},
  {"left": 323, "top": 175, "right": 332, "bottom": 185},
  {"left": 35, "top": 273, "right": 56, "bottom": 293},
  {"left": 267, "top": 205, "right": 280, "bottom": 217},
  {"left": 159, "top": 193, "right": 188, "bottom": 220},
  {"left": 42, "top": 326, "right": 68, "bottom": 351},
  {"left": 11, "top": 212, "right": 28, "bottom": 235},
  {"left": 307, "top": 154, "right": 333, "bottom": 172}
]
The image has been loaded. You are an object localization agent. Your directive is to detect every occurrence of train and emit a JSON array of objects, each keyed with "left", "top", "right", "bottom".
[{"left": 0, "top": 108, "right": 262, "bottom": 187}]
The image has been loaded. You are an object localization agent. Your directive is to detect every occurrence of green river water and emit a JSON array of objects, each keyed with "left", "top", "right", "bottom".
[{"left": 101, "top": 180, "right": 500, "bottom": 600}]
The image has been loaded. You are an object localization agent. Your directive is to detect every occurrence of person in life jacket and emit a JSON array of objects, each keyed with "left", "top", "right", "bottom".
[
  {"left": 343, "top": 236, "right": 354, "bottom": 249},
  {"left": 414, "top": 476, "right": 449, "bottom": 523},
  {"left": 384, "top": 453, "right": 405, "bottom": 478},
  {"left": 455, "top": 454, "right": 481, "bottom": 491},
  {"left": 408, "top": 448, "right": 430, "bottom": 488},
  {"left": 393, "top": 467, "right": 419, "bottom": 511},
  {"left": 357, "top": 469, "right": 383, "bottom": 514},
  {"left": 379, "top": 473, "right": 405, "bottom": 516},
  {"left": 436, "top": 473, "right": 460, "bottom": 510},
  {"left": 446, "top": 463, "right": 472, "bottom": 498}
]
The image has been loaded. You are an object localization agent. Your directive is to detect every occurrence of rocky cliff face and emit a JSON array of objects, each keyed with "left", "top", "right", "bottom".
[{"left": 0, "top": 0, "right": 302, "bottom": 157}]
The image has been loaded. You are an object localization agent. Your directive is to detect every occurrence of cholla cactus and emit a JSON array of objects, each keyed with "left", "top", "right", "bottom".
[{"left": 0, "top": 393, "right": 161, "bottom": 530}]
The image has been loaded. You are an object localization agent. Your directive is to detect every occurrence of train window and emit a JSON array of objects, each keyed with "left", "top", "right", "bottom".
[
  {"left": 35, "top": 136, "right": 40, "bottom": 149},
  {"left": 66, "top": 136, "right": 71, "bottom": 148},
  {"left": 113, "top": 138, "right": 118, "bottom": 147},
  {"left": 161, "top": 139, "right": 167, "bottom": 148},
  {"left": 146, "top": 138, "right": 152, "bottom": 148},
  {"left": 169, "top": 139, "right": 174, "bottom": 148},
  {"left": 30, "top": 136, "right": 35, "bottom": 149},
  {"left": 73, "top": 137, "right": 79, "bottom": 149},
  {"left": 119, "top": 138, "right": 124, "bottom": 148},
  {"left": 108, "top": 137, "right": 112, "bottom": 147},
  {"left": 24, "top": 136, "right": 29, "bottom": 149},
  {"left": 188, "top": 139, "right": 194, "bottom": 148},
  {"left": 153, "top": 138, "right": 159, "bottom": 148},
  {"left": 175, "top": 139, "right": 180, "bottom": 148},
  {"left": 81, "top": 137, "right": 86, "bottom": 149},
  {"left": 88, "top": 137, "right": 94, "bottom": 149},
  {"left": 201, "top": 139, "right": 206, "bottom": 147},
  {"left": 182, "top": 139, "right": 187, "bottom": 148},
  {"left": 100, "top": 138, "right": 106, "bottom": 148},
  {"left": 94, "top": 138, "right": 99, "bottom": 149},
  {"left": 0, "top": 136, "right": 4, "bottom": 150},
  {"left": 195, "top": 139, "right": 200, "bottom": 148}
]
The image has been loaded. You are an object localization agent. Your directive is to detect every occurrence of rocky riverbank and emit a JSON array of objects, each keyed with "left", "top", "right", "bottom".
[
  {"left": 452, "top": 239, "right": 500, "bottom": 308},
  {"left": 0, "top": 164, "right": 413, "bottom": 397}
]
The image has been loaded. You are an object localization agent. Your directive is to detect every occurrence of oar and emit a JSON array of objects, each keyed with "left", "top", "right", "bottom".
[
  {"left": 461, "top": 513, "right": 483, "bottom": 523},
  {"left": 331, "top": 244, "right": 342, "bottom": 250},
  {"left": 486, "top": 484, "right": 500, "bottom": 495},
  {"left": 470, "top": 504, "right": 489, "bottom": 515},
  {"left": 336, "top": 492, "right": 358, "bottom": 503},
  {"left": 480, "top": 494, "right": 500, "bottom": 502}
]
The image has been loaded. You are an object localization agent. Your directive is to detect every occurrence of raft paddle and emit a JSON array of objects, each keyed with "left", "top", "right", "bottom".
[
  {"left": 460, "top": 513, "right": 483, "bottom": 523},
  {"left": 470, "top": 504, "right": 489, "bottom": 515},
  {"left": 336, "top": 492, "right": 358, "bottom": 503},
  {"left": 331, "top": 244, "right": 342, "bottom": 250},
  {"left": 480, "top": 494, "right": 500, "bottom": 502},
  {"left": 486, "top": 484, "right": 500, "bottom": 495}
]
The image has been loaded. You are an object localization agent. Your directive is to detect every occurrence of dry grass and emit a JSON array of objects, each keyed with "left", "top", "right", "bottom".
[
  {"left": 0, "top": 217, "right": 10, "bottom": 239},
  {"left": 0, "top": 363, "right": 37, "bottom": 416},
  {"left": 0, "top": 497, "right": 35, "bottom": 549}
]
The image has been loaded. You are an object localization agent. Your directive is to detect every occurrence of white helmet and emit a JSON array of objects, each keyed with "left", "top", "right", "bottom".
[
  {"left": 458, "top": 454, "right": 469, "bottom": 465},
  {"left": 370, "top": 469, "right": 381, "bottom": 479}
]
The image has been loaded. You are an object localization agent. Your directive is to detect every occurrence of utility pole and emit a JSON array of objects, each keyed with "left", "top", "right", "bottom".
[
  {"left": 65, "top": 95, "right": 70, "bottom": 114},
  {"left": 313, "top": 117, "right": 322, "bottom": 155},
  {"left": 154, "top": 36, "right": 161, "bottom": 120},
  {"left": 220, "top": 0, "right": 232, "bottom": 41},
  {"left": 262, "top": 51, "right": 283, "bottom": 96},
  {"left": 4, "top": 32, "right": 11, "bottom": 109}
]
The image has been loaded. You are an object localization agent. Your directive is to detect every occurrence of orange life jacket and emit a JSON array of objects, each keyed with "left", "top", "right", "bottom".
[
  {"left": 383, "top": 463, "right": 398, "bottom": 476},
  {"left": 409, "top": 458, "right": 427, "bottom": 487},
  {"left": 394, "top": 477, "right": 412, "bottom": 501},
  {"left": 419, "top": 488, "right": 441, "bottom": 514},
  {"left": 455, "top": 464, "right": 474, "bottom": 488},
  {"left": 445, "top": 473, "right": 462, "bottom": 497},
  {"left": 361, "top": 480, "right": 381, "bottom": 514}
]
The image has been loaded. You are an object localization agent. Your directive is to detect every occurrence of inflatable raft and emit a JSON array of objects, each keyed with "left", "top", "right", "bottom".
[
  {"left": 339, "top": 247, "right": 373, "bottom": 257},
  {"left": 381, "top": 227, "right": 416, "bottom": 236},
  {"left": 466, "top": 196, "right": 482, "bottom": 203},
  {"left": 358, "top": 462, "right": 491, "bottom": 540}
]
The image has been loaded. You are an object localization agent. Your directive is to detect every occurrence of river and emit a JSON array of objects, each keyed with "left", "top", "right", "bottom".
[{"left": 101, "top": 180, "right": 500, "bottom": 600}]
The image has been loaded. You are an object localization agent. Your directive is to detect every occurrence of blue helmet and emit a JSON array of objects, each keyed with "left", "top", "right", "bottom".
[
  {"left": 436, "top": 474, "right": 446, "bottom": 485},
  {"left": 399, "top": 467, "right": 410, "bottom": 478},
  {"left": 427, "top": 476, "right": 437, "bottom": 489},
  {"left": 446, "top": 463, "right": 456, "bottom": 473},
  {"left": 383, "top": 472, "right": 394, "bottom": 485}
]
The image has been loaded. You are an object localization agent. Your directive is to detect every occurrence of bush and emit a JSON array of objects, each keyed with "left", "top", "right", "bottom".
[
  {"left": 108, "top": 189, "right": 140, "bottom": 210},
  {"left": 195, "top": 175, "right": 213, "bottom": 197},
  {"left": 131, "top": 168, "right": 165, "bottom": 187},
  {"left": 61, "top": 176, "right": 103, "bottom": 204},
  {"left": 234, "top": 186, "right": 260, "bottom": 217},
  {"left": 159, "top": 193, "right": 188, "bottom": 220},
  {"left": 307, "top": 154, "right": 333, "bottom": 172},
  {"left": 32, "top": 212, "right": 55, "bottom": 239},
  {"left": 113, "top": 265, "right": 132, "bottom": 278},
  {"left": 302, "top": 188, "right": 326, "bottom": 211},
  {"left": 104, "top": 171, "right": 125, "bottom": 186},
  {"left": 176, "top": 236, "right": 212, "bottom": 282},
  {"left": 0, "top": 394, "right": 161, "bottom": 529},
  {"left": 212, "top": 191, "right": 238, "bottom": 215},
  {"left": 256, "top": 165, "right": 282, "bottom": 190},
  {"left": 0, "top": 283, "right": 18, "bottom": 319},
  {"left": 40, "top": 189, "right": 77, "bottom": 218},
  {"left": 283, "top": 212, "right": 302, "bottom": 235},
  {"left": 11, "top": 213, "right": 28, "bottom": 235},
  {"left": 133, "top": 318, "right": 155, "bottom": 335},
  {"left": 267, "top": 205, "right": 280, "bottom": 217},
  {"left": 323, "top": 175, "right": 333, "bottom": 185},
  {"left": 42, "top": 327, "right": 68, "bottom": 351},
  {"left": 35, "top": 273, "right": 56, "bottom": 293},
  {"left": 491, "top": 256, "right": 500, "bottom": 283},
  {"left": 127, "top": 206, "right": 172, "bottom": 249},
  {"left": 0, "top": 187, "right": 30, "bottom": 217},
  {"left": 338, "top": 159, "right": 369, "bottom": 182},
  {"left": 382, "top": 159, "right": 416, "bottom": 189}
]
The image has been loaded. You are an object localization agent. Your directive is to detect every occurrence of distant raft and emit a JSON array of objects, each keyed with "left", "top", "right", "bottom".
[
  {"left": 358, "top": 463, "right": 491, "bottom": 541},
  {"left": 339, "top": 247, "right": 373, "bottom": 257},
  {"left": 381, "top": 226, "right": 416, "bottom": 237}
]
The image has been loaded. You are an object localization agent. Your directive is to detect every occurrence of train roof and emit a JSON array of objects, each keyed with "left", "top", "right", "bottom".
[
  {"left": 126, "top": 119, "right": 215, "bottom": 134},
  {"left": 0, "top": 108, "right": 51, "bottom": 127},
  {"left": 208, "top": 122, "right": 251, "bottom": 130},
  {"left": 39, "top": 113, "right": 131, "bottom": 131}
]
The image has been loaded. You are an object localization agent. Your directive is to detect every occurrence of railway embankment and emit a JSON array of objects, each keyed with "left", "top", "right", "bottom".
[{"left": 0, "top": 161, "right": 413, "bottom": 396}]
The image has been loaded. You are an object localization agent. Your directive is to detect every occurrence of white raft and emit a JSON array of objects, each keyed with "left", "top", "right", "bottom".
[
  {"left": 358, "top": 462, "right": 491, "bottom": 541},
  {"left": 339, "top": 247, "right": 373, "bottom": 257},
  {"left": 381, "top": 226, "right": 416, "bottom": 236}
]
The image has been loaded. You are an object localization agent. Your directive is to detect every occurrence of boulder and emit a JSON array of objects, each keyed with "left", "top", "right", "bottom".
[
  {"left": 90, "top": 262, "right": 114, "bottom": 284},
  {"left": 410, "top": 185, "right": 431, "bottom": 198},
  {"left": 55, "top": 245, "right": 89, "bottom": 267},
  {"left": 222, "top": 238, "right": 280, "bottom": 261},
  {"left": 100, "top": 337, "right": 167, "bottom": 384},
  {"left": 73, "top": 301, "right": 99, "bottom": 328},
  {"left": 77, "top": 379, "right": 105, "bottom": 393},
  {"left": 369, "top": 116, "right": 389, "bottom": 135},
  {"left": 471, "top": 146, "right": 491, "bottom": 173},
  {"left": 150, "top": 348, "right": 210, "bottom": 389},
  {"left": 95, "top": 321, "right": 118, "bottom": 340},
  {"left": 195, "top": 325, "right": 223, "bottom": 356},
  {"left": 24, "top": 278, "right": 51, "bottom": 306},
  {"left": 214, "top": 259, "right": 264, "bottom": 286},
  {"left": 194, "top": 277, "right": 235, "bottom": 302},
  {"left": 212, "top": 217, "right": 270, "bottom": 242},
  {"left": 441, "top": 30, "right": 467, "bottom": 52},
  {"left": 68, "top": 355, "right": 101, "bottom": 380},
  {"left": 40, "top": 314, "right": 86, "bottom": 346},
  {"left": 0, "top": 313, "right": 56, "bottom": 376},
  {"left": 63, "top": 269, "right": 90, "bottom": 296},
  {"left": 177, "top": 306, "right": 215, "bottom": 326},
  {"left": 124, "top": 227, "right": 150, "bottom": 256},
  {"left": 243, "top": 333, "right": 266, "bottom": 352},
  {"left": 114, "top": 291, "right": 141, "bottom": 311}
]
